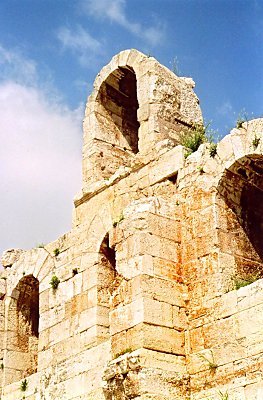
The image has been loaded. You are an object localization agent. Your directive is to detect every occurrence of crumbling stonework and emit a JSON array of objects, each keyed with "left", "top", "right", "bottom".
[{"left": 0, "top": 49, "right": 263, "bottom": 399}]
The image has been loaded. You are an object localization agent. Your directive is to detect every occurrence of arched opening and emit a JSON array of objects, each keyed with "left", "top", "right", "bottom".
[
  {"left": 98, "top": 233, "right": 117, "bottom": 305},
  {"left": 100, "top": 233, "right": 116, "bottom": 271},
  {"left": 97, "top": 67, "right": 140, "bottom": 153},
  {"left": 217, "top": 155, "right": 263, "bottom": 281},
  {"left": 5, "top": 275, "right": 39, "bottom": 384}
]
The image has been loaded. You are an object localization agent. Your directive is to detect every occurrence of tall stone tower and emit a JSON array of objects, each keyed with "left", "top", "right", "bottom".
[{"left": 1, "top": 49, "right": 263, "bottom": 400}]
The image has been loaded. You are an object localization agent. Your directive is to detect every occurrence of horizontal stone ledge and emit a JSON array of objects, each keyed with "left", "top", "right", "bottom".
[{"left": 74, "top": 144, "right": 186, "bottom": 207}]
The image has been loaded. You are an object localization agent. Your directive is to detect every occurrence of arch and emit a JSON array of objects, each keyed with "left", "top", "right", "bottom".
[
  {"left": 98, "top": 233, "right": 117, "bottom": 308},
  {"left": 96, "top": 66, "right": 140, "bottom": 153},
  {"left": 217, "top": 154, "right": 263, "bottom": 280},
  {"left": 81, "top": 49, "right": 203, "bottom": 186},
  {"left": 4, "top": 275, "right": 39, "bottom": 384}
]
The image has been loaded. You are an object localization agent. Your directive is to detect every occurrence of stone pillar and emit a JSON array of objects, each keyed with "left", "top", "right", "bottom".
[{"left": 104, "top": 198, "right": 189, "bottom": 398}]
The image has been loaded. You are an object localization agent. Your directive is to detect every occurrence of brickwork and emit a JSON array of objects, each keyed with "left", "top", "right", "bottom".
[{"left": 0, "top": 49, "right": 263, "bottom": 399}]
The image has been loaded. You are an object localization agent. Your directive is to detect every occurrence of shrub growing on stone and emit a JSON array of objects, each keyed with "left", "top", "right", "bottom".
[
  {"left": 50, "top": 275, "right": 60, "bottom": 290},
  {"left": 53, "top": 248, "right": 60, "bottom": 257},
  {"left": 20, "top": 378, "right": 28, "bottom": 391},
  {"left": 180, "top": 123, "right": 216, "bottom": 157},
  {"left": 209, "top": 143, "right": 217, "bottom": 158}
]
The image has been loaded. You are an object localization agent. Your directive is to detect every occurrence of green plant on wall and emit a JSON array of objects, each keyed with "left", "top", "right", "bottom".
[
  {"left": 180, "top": 123, "right": 207, "bottom": 153},
  {"left": 252, "top": 135, "right": 260, "bottom": 148},
  {"left": 198, "top": 351, "right": 218, "bottom": 372},
  {"left": 50, "top": 275, "right": 60, "bottom": 290},
  {"left": 197, "top": 166, "right": 205, "bottom": 174},
  {"left": 114, "top": 347, "right": 133, "bottom": 358},
  {"left": 20, "top": 378, "right": 28, "bottom": 391},
  {"left": 179, "top": 122, "right": 217, "bottom": 158},
  {"left": 236, "top": 109, "right": 248, "bottom": 128},
  {"left": 113, "top": 213, "right": 124, "bottom": 227},
  {"left": 209, "top": 143, "right": 217, "bottom": 158},
  {"left": 53, "top": 248, "right": 60, "bottom": 256},
  {"left": 206, "top": 390, "right": 229, "bottom": 400},
  {"left": 218, "top": 390, "right": 229, "bottom": 400},
  {"left": 231, "top": 273, "right": 260, "bottom": 290}
]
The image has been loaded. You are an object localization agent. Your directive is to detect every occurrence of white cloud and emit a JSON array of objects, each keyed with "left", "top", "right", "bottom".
[
  {"left": 57, "top": 25, "right": 103, "bottom": 66},
  {"left": 83, "top": 0, "right": 126, "bottom": 23},
  {"left": 0, "top": 45, "right": 38, "bottom": 85},
  {"left": 216, "top": 101, "right": 233, "bottom": 116},
  {"left": 143, "top": 26, "right": 164, "bottom": 47},
  {"left": 80, "top": 0, "right": 164, "bottom": 46},
  {"left": 0, "top": 45, "right": 83, "bottom": 261},
  {"left": 57, "top": 25, "right": 101, "bottom": 53}
]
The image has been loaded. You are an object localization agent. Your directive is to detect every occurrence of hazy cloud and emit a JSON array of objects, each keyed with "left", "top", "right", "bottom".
[
  {"left": 57, "top": 25, "right": 103, "bottom": 66},
  {"left": 0, "top": 45, "right": 38, "bottom": 85},
  {"left": 80, "top": 0, "right": 164, "bottom": 46},
  {"left": 216, "top": 100, "right": 233, "bottom": 116},
  {"left": 0, "top": 44, "right": 82, "bottom": 260}
]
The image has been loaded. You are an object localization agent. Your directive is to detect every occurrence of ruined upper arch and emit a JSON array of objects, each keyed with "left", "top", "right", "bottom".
[
  {"left": 96, "top": 66, "right": 140, "bottom": 154},
  {"left": 82, "top": 49, "right": 203, "bottom": 187}
]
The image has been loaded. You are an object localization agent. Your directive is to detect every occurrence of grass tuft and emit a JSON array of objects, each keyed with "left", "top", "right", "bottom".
[
  {"left": 53, "top": 248, "right": 60, "bottom": 257},
  {"left": 50, "top": 275, "right": 60, "bottom": 290},
  {"left": 180, "top": 122, "right": 217, "bottom": 158},
  {"left": 252, "top": 135, "right": 260, "bottom": 148},
  {"left": 20, "top": 378, "right": 28, "bottom": 392},
  {"left": 114, "top": 347, "right": 133, "bottom": 358}
]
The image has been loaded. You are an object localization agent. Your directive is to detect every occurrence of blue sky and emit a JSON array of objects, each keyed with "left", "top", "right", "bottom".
[{"left": 0, "top": 0, "right": 263, "bottom": 260}]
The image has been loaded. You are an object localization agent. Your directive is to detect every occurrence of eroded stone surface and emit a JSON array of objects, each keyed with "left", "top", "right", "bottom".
[{"left": 1, "top": 248, "right": 23, "bottom": 268}]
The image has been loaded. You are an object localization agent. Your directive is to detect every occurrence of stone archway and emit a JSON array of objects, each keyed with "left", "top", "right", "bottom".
[
  {"left": 217, "top": 154, "right": 263, "bottom": 280},
  {"left": 4, "top": 275, "right": 39, "bottom": 385},
  {"left": 81, "top": 49, "right": 203, "bottom": 186},
  {"left": 97, "top": 233, "right": 118, "bottom": 332},
  {"left": 97, "top": 67, "right": 140, "bottom": 154}
]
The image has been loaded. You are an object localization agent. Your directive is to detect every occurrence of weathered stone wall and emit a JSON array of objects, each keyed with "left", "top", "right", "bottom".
[
  {"left": 178, "top": 119, "right": 263, "bottom": 399},
  {"left": 0, "top": 49, "right": 262, "bottom": 400}
]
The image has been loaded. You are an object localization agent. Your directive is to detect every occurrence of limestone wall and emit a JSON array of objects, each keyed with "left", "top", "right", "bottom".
[
  {"left": 0, "top": 50, "right": 262, "bottom": 400},
  {"left": 178, "top": 119, "right": 263, "bottom": 400}
]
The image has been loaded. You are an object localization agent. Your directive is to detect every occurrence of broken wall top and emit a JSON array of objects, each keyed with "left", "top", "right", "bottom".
[{"left": 82, "top": 49, "right": 203, "bottom": 188}]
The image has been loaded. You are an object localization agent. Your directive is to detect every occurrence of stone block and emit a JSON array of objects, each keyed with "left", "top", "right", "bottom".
[
  {"left": 49, "top": 320, "right": 70, "bottom": 346},
  {"left": 111, "top": 323, "right": 185, "bottom": 357},
  {"left": 148, "top": 146, "right": 184, "bottom": 186}
]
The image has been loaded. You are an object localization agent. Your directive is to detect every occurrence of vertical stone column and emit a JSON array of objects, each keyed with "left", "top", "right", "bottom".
[
  {"left": 103, "top": 198, "right": 190, "bottom": 399},
  {"left": 109, "top": 198, "right": 187, "bottom": 358}
]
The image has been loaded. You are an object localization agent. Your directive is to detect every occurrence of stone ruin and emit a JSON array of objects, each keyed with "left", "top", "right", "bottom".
[{"left": 0, "top": 49, "right": 263, "bottom": 400}]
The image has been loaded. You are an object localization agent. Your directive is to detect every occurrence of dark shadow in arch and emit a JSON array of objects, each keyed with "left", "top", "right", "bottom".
[
  {"left": 98, "top": 66, "right": 140, "bottom": 153},
  {"left": 240, "top": 161, "right": 263, "bottom": 261},
  {"left": 217, "top": 155, "right": 263, "bottom": 276},
  {"left": 100, "top": 233, "right": 116, "bottom": 271},
  {"left": 5, "top": 274, "right": 39, "bottom": 384}
]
